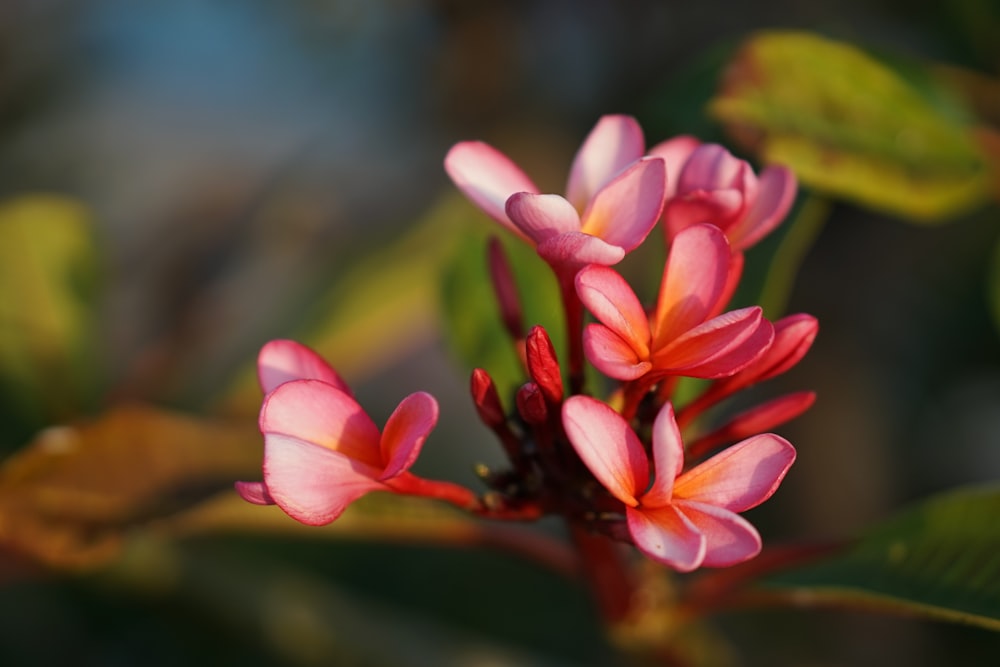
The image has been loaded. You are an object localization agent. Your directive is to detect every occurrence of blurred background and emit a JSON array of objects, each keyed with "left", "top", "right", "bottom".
[{"left": 1, "top": 0, "right": 999, "bottom": 665}]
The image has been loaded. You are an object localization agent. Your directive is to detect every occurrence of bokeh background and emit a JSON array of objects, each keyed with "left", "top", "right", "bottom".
[{"left": 1, "top": 1, "right": 999, "bottom": 665}]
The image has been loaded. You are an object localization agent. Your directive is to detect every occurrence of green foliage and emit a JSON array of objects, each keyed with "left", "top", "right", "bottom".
[
  {"left": 710, "top": 31, "right": 994, "bottom": 221},
  {"left": 0, "top": 196, "right": 103, "bottom": 444},
  {"left": 762, "top": 485, "right": 1000, "bottom": 630},
  {"left": 439, "top": 204, "right": 564, "bottom": 402}
]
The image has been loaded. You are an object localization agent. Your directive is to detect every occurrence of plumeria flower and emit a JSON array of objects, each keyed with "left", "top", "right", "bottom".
[
  {"left": 662, "top": 143, "right": 796, "bottom": 252},
  {"left": 235, "top": 340, "right": 457, "bottom": 525},
  {"left": 445, "top": 115, "right": 665, "bottom": 268},
  {"left": 576, "top": 223, "right": 773, "bottom": 381},
  {"left": 563, "top": 396, "right": 795, "bottom": 571}
]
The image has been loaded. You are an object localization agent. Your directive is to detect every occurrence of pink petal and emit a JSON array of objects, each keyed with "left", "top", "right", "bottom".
[
  {"left": 627, "top": 505, "right": 706, "bottom": 572},
  {"left": 652, "top": 224, "right": 730, "bottom": 348},
  {"left": 648, "top": 135, "right": 701, "bottom": 199},
  {"left": 676, "top": 500, "right": 762, "bottom": 567},
  {"left": 562, "top": 396, "right": 648, "bottom": 505},
  {"left": 709, "top": 251, "right": 745, "bottom": 319},
  {"left": 673, "top": 434, "right": 796, "bottom": 512},
  {"left": 257, "top": 339, "right": 349, "bottom": 395},
  {"left": 664, "top": 189, "right": 744, "bottom": 239},
  {"left": 260, "top": 380, "right": 382, "bottom": 468},
  {"left": 234, "top": 480, "right": 275, "bottom": 505},
  {"left": 505, "top": 193, "right": 581, "bottom": 244},
  {"left": 582, "top": 324, "right": 653, "bottom": 380},
  {"left": 728, "top": 165, "right": 796, "bottom": 251},
  {"left": 262, "top": 433, "right": 385, "bottom": 525},
  {"left": 579, "top": 157, "right": 665, "bottom": 252},
  {"left": 678, "top": 144, "right": 747, "bottom": 192},
  {"left": 536, "top": 231, "right": 626, "bottom": 268},
  {"left": 575, "top": 265, "right": 650, "bottom": 359},
  {"left": 444, "top": 141, "right": 539, "bottom": 237},
  {"left": 640, "top": 403, "right": 685, "bottom": 507},
  {"left": 689, "top": 392, "right": 816, "bottom": 455},
  {"left": 565, "top": 115, "right": 645, "bottom": 211},
  {"left": 379, "top": 391, "right": 439, "bottom": 480},
  {"left": 656, "top": 307, "right": 772, "bottom": 379},
  {"left": 713, "top": 314, "right": 819, "bottom": 396}
]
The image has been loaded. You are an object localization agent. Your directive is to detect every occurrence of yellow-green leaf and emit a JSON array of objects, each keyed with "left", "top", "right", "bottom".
[
  {"left": 0, "top": 195, "right": 102, "bottom": 432},
  {"left": 216, "top": 194, "right": 471, "bottom": 415},
  {"left": 710, "top": 31, "right": 993, "bottom": 221}
]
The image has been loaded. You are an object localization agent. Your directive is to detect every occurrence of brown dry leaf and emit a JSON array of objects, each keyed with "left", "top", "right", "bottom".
[{"left": 0, "top": 403, "right": 261, "bottom": 570}]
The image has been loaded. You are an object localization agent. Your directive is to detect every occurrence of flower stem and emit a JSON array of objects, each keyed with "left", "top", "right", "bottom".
[
  {"left": 557, "top": 270, "right": 586, "bottom": 396},
  {"left": 569, "top": 521, "right": 637, "bottom": 624}
]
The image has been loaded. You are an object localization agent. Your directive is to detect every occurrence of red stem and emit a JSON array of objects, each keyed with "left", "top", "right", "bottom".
[
  {"left": 569, "top": 522, "right": 637, "bottom": 624},
  {"left": 557, "top": 269, "right": 586, "bottom": 396}
]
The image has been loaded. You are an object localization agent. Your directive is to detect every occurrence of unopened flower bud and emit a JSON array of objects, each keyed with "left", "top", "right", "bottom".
[
  {"left": 488, "top": 236, "right": 524, "bottom": 341},
  {"left": 470, "top": 368, "right": 506, "bottom": 429},
  {"left": 526, "top": 325, "right": 563, "bottom": 406},
  {"left": 516, "top": 382, "right": 547, "bottom": 425}
]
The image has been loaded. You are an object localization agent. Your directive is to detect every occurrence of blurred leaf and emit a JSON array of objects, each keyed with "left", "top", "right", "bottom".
[
  {"left": 761, "top": 485, "right": 1000, "bottom": 631},
  {"left": 156, "top": 490, "right": 577, "bottom": 578},
  {"left": 991, "top": 234, "right": 1000, "bottom": 335},
  {"left": 440, "top": 213, "right": 563, "bottom": 402},
  {"left": 90, "top": 534, "right": 593, "bottom": 667},
  {"left": 0, "top": 195, "right": 102, "bottom": 439},
  {"left": 0, "top": 404, "right": 260, "bottom": 569},
  {"left": 217, "top": 194, "right": 472, "bottom": 415},
  {"left": 710, "top": 31, "right": 994, "bottom": 221}
]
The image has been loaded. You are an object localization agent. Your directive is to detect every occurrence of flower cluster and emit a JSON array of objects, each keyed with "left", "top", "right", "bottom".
[{"left": 238, "top": 115, "right": 816, "bottom": 574}]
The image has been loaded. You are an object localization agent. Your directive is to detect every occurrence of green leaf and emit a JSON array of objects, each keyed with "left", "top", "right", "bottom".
[
  {"left": 762, "top": 485, "right": 1000, "bottom": 631},
  {"left": 439, "top": 205, "right": 563, "bottom": 402},
  {"left": 217, "top": 194, "right": 472, "bottom": 415},
  {"left": 709, "top": 31, "right": 993, "bottom": 222},
  {"left": 0, "top": 195, "right": 103, "bottom": 438},
  {"left": 990, "top": 233, "right": 1000, "bottom": 336}
]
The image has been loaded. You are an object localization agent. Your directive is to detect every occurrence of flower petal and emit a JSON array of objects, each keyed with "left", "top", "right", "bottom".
[
  {"left": 260, "top": 380, "right": 382, "bottom": 468},
  {"left": 652, "top": 224, "right": 731, "bottom": 348},
  {"left": 234, "top": 481, "right": 275, "bottom": 505},
  {"left": 505, "top": 192, "right": 581, "bottom": 244},
  {"left": 712, "top": 313, "right": 819, "bottom": 397},
  {"left": 262, "top": 433, "right": 385, "bottom": 525},
  {"left": 536, "top": 231, "right": 625, "bottom": 268},
  {"left": 673, "top": 434, "right": 796, "bottom": 512},
  {"left": 580, "top": 157, "right": 665, "bottom": 252},
  {"left": 565, "top": 115, "right": 645, "bottom": 211},
  {"left": 640, "top": 403, "right": 685, "bottom": 507},
  {"left": 562, "top": 396, "right": 648, "bottom": 506},
  {"left": 379, "top": 391, "right": 439, "bottom": 480},
  {"left": 257, "top": 339, "right": 350, "bottom": 395},
  {"left": 576, "top": 265, "right": 650, "bottom": 359},
  {"left": 663, "top": 189, "right": 744, "bottom": 240},
  {"left": 627, "top": 505, "right": 706, "bottom": 572},
  {"left": 728, "top": 165, "right": 796, "bottom": 251},
  {"left": 444, "top": 141, "right": 539, "bottom": 237},
  {"left": 648, "top": 135, "right": 701, "bottom": 198},
  {"left": 688, "top": 392, "right": 815, "bottom": 456},
  {"left": 678, "top": 144, "right": 747, "bottom": 192},
  {"left": 582, "top": 324, "right": 653, "bottom": 380},
  {"left": 656, "top": 307, "right": 772, "bottom": 379},
  {"left": 676, "top": 500, "right": 762, "bottom": 567}
]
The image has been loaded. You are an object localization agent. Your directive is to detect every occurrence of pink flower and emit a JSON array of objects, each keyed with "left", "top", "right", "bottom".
[
  {"left": 661, "top": 143, "right": 796, "bottom": 252},
  {"left": 576, "top": 223, "right": 773, "bottom": 381},
  {"left": 235, "top": 340, "right": 440, "bottom": 525},
  {"left": 562, "top": 396, "right": 795, "bottom": 571},
  {"left": 445, "top": 115, "right": 665, "bottom": 267}
]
